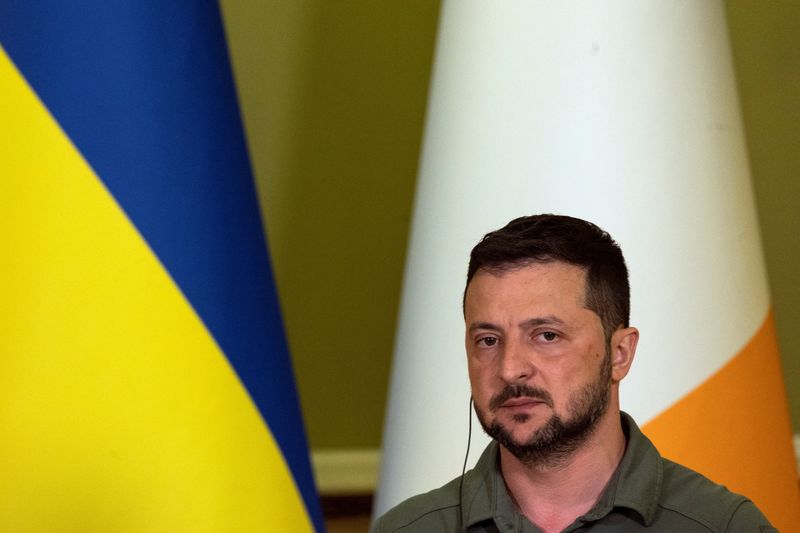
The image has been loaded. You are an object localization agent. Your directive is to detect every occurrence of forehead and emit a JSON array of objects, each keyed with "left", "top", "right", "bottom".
[{"left": 464, "top": 262, "right": 588, "bottom": 316}]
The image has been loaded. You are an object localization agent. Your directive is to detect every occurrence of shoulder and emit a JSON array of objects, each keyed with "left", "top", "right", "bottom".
[
  {"left": 370, "top": 476, "right": 463, "bottom": 533},
  {"left": 658, "top": 458, "right": 774, "bottom": 531},
  {"left": 371, "top": 441, "right": 500, "bottom": 532}
]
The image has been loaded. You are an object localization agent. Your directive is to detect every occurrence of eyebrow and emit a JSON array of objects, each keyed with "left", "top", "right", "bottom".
[
  {"left": 519, "top": 316, "right": 566, "bottom": 328},
  {"left": 468, "top": 321, "right": 501, "bottom": 333},
  {"left": 468, "top": 315, "right": 566, "bottom": 333}
]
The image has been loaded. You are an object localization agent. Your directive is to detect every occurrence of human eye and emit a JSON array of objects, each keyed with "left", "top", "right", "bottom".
[
  {"left": 476, "top": 335, "right": 500, "bottom": 348},
  {"left": 536, "top": 330, "right": 560, "bottom": 343}
]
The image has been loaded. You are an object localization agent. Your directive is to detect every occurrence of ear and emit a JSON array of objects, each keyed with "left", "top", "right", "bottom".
[{"left": 609, "top": 326, "right": 638, "bottom": 382}]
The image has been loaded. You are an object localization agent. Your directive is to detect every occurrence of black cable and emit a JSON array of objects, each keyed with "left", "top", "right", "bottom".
[{"left": 458, "top": 397, "right": 473, "bottom": 532}]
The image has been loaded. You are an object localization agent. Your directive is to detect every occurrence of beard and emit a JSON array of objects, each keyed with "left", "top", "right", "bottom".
[{"left": 475, "top": 351, "right": 612, "bottom": 467}]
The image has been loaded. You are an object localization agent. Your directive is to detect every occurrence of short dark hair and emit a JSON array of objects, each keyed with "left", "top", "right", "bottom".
[{"left": 465, "top": 214, "right": 630, "bottom": 340}]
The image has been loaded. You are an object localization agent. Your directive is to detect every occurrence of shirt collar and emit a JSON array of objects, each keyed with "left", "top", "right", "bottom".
[
  {"left": 460, "top": 440, "right": 507, "bottom": 529},
  {"left": 594, "top": 411, "right": 662, "bottom": 525},
  {"left": 459, "top": 412, "right": 664, "bottom": 529}
]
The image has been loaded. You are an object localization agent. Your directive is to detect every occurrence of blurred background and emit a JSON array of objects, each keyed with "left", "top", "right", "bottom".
[{"left": 218, "top": 1, "right": 799, "bottom": 529}]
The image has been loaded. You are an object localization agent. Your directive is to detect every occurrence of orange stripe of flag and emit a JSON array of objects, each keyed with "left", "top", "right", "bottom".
[{"left": 643, "top": 310, "right": 800, "bottom": 531}]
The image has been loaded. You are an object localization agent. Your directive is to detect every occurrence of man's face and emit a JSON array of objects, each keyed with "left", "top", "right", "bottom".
[{"left": 464, "top": 262, "right": 612, "bottom": 466}]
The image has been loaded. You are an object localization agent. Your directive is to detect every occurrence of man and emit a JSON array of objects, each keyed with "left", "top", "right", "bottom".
[{"left": 372, "top": 215, "right": 774, "bottom": 532}]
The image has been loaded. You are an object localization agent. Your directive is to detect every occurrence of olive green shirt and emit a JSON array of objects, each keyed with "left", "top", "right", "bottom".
[{"left": 371, "top": 413, "right": 775, "bottom": 532}]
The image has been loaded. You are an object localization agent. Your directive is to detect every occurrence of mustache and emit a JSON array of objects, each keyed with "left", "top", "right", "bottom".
[{"left": 489, "top": 384, "right": 554, "bottom": 410}]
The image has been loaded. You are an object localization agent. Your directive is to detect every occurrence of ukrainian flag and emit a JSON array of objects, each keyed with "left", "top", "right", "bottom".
[{"left": 0, "top": 2, "right": 322, "bottom": 531}]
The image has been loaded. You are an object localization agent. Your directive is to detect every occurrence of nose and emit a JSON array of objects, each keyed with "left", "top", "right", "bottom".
[{"left": 498, "top": 338, "right": 534, "bottom": 383}]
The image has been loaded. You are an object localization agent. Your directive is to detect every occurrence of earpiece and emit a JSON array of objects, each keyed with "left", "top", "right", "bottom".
[{"left": 458, "top": 396, "right": 474, "bottom": 532}]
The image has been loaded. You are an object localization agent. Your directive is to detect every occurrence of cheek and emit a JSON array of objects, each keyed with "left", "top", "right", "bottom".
[
  {"left": 466, "top": 367, "right": 479, "bottom": 392},
  {"left": 467, "top": 366, "right": 491, "bottom": 398}
]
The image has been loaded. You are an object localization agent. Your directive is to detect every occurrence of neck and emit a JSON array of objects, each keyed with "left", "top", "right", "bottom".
[{"left": 499, "top": 409, "right": 626, "bottom": 533}]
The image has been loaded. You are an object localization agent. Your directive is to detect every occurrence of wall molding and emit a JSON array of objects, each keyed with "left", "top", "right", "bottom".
[
  {"left": 312, "top": 435, "right": 800, "bottom": 494},
  {"left": 795, "top": 433, "right": 800, "bottom": 476},
  {"left": 312, "top": 448, "right": 380, "bottom": 494}
]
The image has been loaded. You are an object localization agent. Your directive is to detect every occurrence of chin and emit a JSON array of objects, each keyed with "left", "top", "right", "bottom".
[{"left": 497, "top": 414, "right": 549, "bottom": 439}]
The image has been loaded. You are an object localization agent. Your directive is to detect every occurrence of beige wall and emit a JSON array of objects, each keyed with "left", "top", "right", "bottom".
[
  {"left": 220, "top": 1, "right": 440, "bottom": 449},
  {"left": 726, "top": 2, "right": 800, "bottom": 433},
  {"left": 220, "top": 1, "right": 800, "bottom": 449}
]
